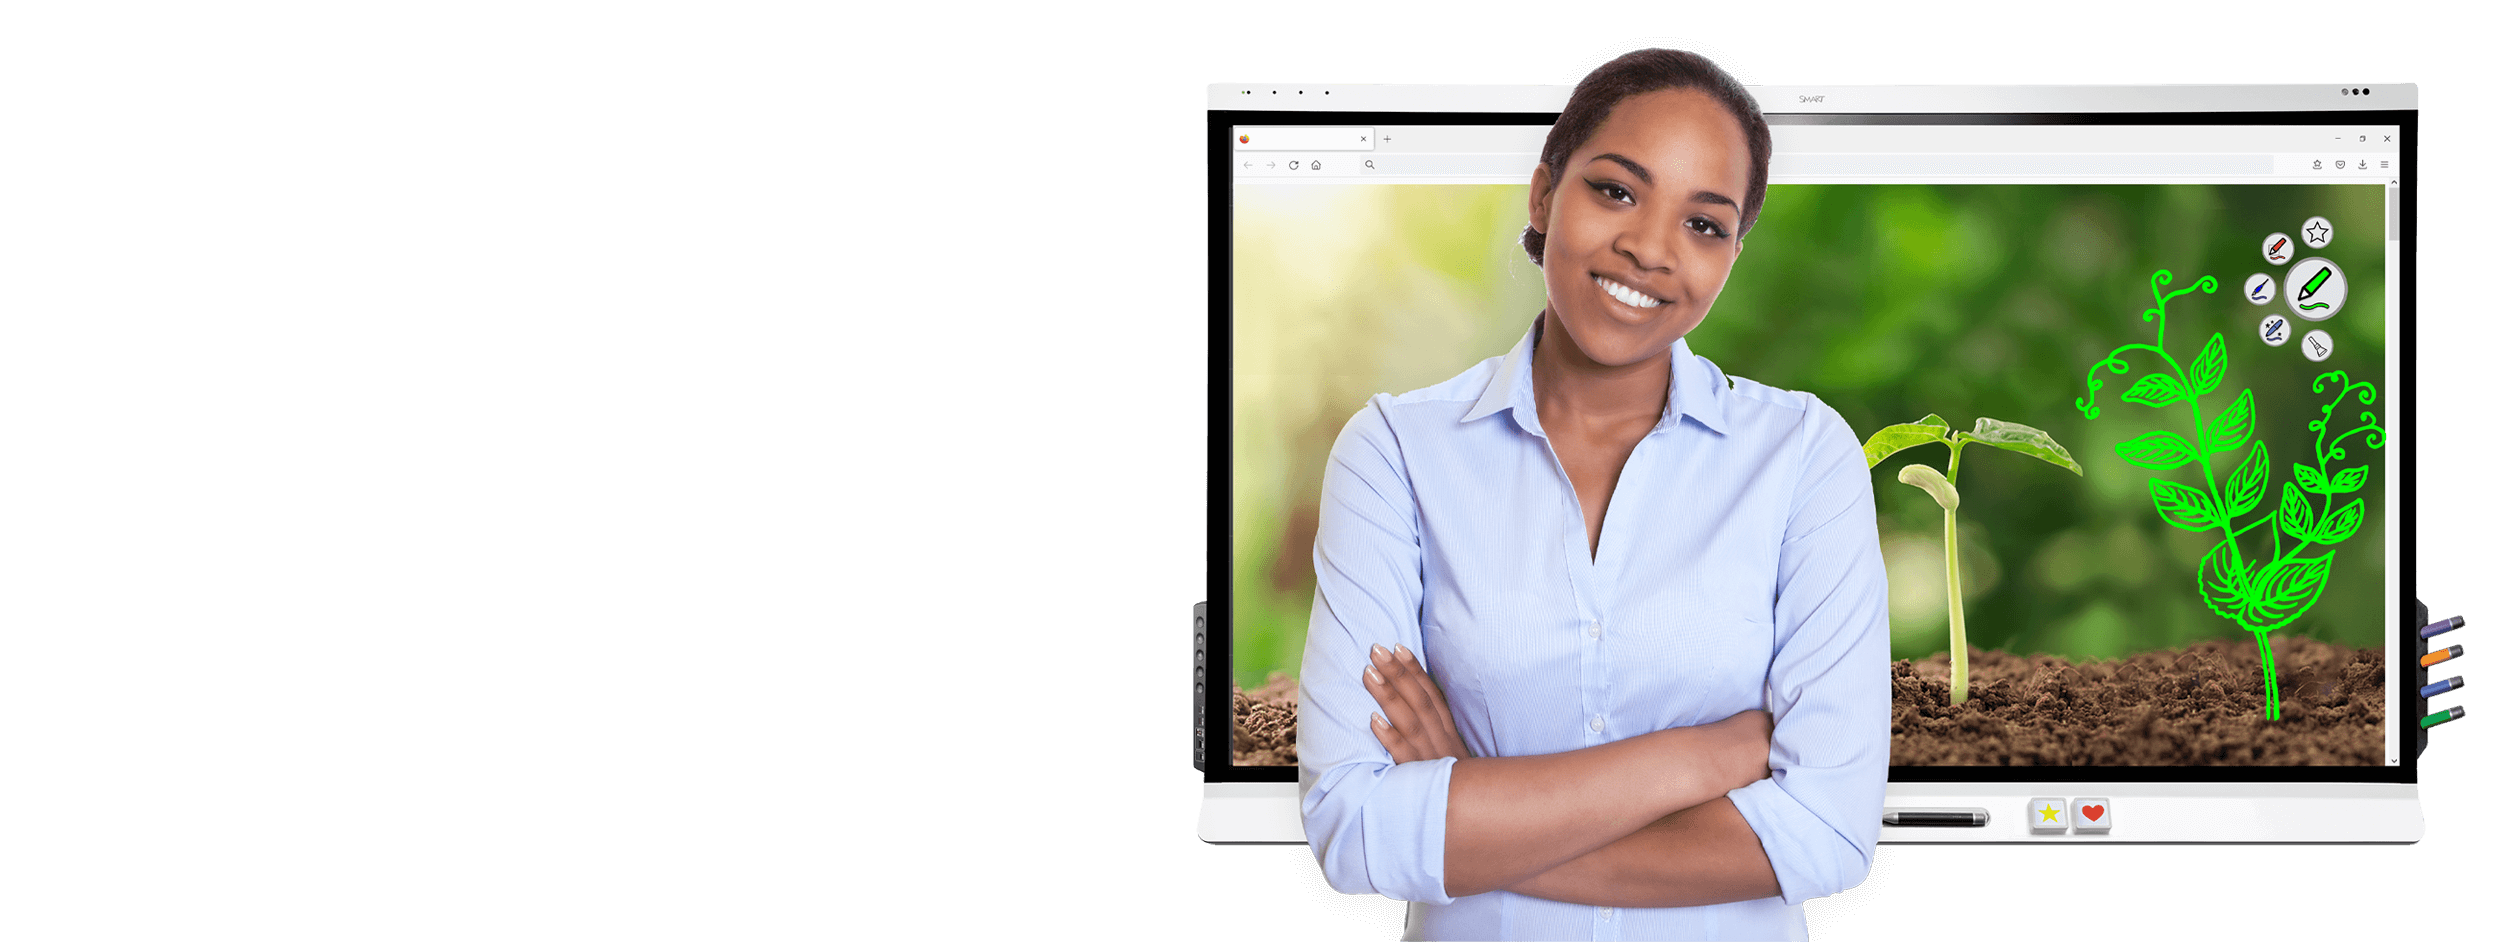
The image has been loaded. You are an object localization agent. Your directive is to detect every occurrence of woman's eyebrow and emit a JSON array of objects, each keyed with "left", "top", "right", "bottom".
[
  {"left": 1590, "top": 153, "right": 1740, "bottom": 211},
  {"left": 1688, "top": 190, "right": 1740, "bottom": 210},
  {"left": 1589, "top": 153, "right": 1650, "bottom": 185}
]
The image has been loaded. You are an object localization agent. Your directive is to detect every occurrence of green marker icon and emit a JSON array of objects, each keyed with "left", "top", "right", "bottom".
[
  {"left": 2297, "top": 266, "right": 2334, "bottom": 310},
  {"left": 2284, "top": 257, "right": 2347, "bottom": 321}
]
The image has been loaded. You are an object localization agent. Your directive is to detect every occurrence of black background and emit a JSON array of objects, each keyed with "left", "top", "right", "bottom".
[{"left": 1165, "top": 33, "right": 2460, "bottom": 934}]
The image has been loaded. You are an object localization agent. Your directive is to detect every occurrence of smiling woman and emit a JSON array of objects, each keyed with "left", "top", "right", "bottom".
[
  {"left": 1295, "top": 50, "right": 1891, "bottom": 941},
  {"left": 1526, "top": 86, "right": 1758, "bottom": 556}
]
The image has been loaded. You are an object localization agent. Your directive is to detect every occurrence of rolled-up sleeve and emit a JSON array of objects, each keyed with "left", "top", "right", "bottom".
[
  {"left": 1297, "top": 398, "right": 1458, "bottom": 905},
  {"left": 1724, "top": 398, "right": 1891, "bottom": 907}
]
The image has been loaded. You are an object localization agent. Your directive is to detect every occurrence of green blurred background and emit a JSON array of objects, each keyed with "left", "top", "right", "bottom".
[{"left": 1232, "top": 182, "right": 2389, "bottom": 689}]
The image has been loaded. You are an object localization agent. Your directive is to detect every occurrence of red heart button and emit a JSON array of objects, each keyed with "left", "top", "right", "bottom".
[{"left": 2081, "top": 804, "right": 2104, "bottom": 822}]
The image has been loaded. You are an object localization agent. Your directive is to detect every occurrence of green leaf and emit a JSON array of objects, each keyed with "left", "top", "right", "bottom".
[
  {"left": 2277, "top": 483, "right": 2317, "bottom": 541},
  {"left": 1914, "top": 414, "right": 1948, "bottom": 427},
  {"left": 2149, "top": 479, "right": 2224, "bottom": 532},
  {"left": 2310, "top": 497, "right": 2365, "bottom": 545},
  {"left": 2246, "top": 551, "right": 2335, "bottom": 631},
  {"left": 2114, "top": 431, "right": 2197, "bottom": 470},
  {"left": 2120, "top": 373, "right": 2191, "bottom": 408},
  {"left": 2292, "top": 462, "right": 2329, "bottom": 494},
  {"left": 1862, "top": 422, "right": 1951, "bottom": 469},
  {"left": 1963, "top": 417, "right": 2083, "bottom": 475},
  {"left": 1895, "top": 463, "right": 1960, "bottom": 512},
  {"left": 2325, "top": 466, "right": 2370, "bottom": 495},
  {"left": 2189, "top": 333, "right": 2228, "bottom": 396},
  {"left": 2223, "top": 441, "right": 2270, "bottom": 518},
  {"left": 2197, "top": 540, "right": 2254, "bottom": 622},
  {"left": 2201, "top": 388, "right": 2255, "bottom": 456}
]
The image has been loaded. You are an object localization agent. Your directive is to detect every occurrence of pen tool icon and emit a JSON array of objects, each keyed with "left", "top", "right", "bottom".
[
  {"left": 2282, "top": 257, "right": 2346, "bottom": 321},
  {"left": 2244, "top": 273, "right": 2276, "bottom": 305},
  {"left": 2297, "top": 266, "right": 2333, "bottom": 307}
]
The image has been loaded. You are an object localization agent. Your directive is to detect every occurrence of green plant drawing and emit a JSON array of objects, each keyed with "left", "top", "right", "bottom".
[
  {"left": 1864, "top": 415, "right": 2083, "bottom": 705},
  {"left": 2075, "top": 270, "right": 2384, "bottom": 720}
]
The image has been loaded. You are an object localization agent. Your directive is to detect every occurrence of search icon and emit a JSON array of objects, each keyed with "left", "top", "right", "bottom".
[{"left": 1364, "top": 159, "right": 1375, "bottom": 170}]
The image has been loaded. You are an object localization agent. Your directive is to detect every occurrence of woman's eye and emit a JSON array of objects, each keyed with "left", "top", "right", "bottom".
[
  {"left": 1687, "top": 217, "right": 1730, "bottom": 239},
  {"left": 1588, "top": 180, "right": 1632, "bottom": 204}
]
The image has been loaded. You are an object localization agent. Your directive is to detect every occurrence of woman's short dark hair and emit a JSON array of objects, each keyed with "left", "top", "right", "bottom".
[{"left": 1522, "top": 49, "right": 1772, "bottom": 265}]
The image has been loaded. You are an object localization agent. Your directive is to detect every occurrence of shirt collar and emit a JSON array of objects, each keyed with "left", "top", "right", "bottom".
[
  {"left": 1460, "top": 318, "right": 1731, "bottom": 437},
  {"left": 1460, "top": 322, "right": 1541, "bottom": 428}
]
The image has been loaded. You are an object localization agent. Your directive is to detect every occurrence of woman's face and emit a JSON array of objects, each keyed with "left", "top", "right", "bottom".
[{"left": 1529, "top": 89, "right": 1750, "bottom": 368}]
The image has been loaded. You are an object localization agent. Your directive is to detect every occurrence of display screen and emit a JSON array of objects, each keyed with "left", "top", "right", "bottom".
[{"left": 1224, "top": 117, "right": 2403, "bottom": 770}]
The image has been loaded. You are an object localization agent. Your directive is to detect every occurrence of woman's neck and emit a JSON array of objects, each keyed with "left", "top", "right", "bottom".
[{"left": 1530, "top": 309, "right": 1674, "bottom": 434}]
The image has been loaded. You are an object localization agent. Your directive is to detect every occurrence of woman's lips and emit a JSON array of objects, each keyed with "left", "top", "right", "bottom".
[{"left": 1593, "top": 274, "right": 1665, "bottom": 310}]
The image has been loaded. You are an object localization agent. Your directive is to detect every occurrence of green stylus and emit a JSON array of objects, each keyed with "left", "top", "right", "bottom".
[{"left": 2297, "top": 266, "right": 2333, "bottom": 302}]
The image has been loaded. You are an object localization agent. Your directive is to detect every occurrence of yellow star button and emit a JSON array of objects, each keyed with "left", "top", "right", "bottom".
[{"left": 2027, "top": 798, "right": 2068, "bottom": 834}]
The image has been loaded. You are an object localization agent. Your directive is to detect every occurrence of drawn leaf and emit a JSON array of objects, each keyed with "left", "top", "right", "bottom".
[
  {"left": 2277, "top": 483, "right": 2317, "bottom": 542},
  {"left": 2120, "top": 372, "right": 2191, "bottom": 409},
  {"left": 2197, "top": 540, "right": 2254, "bottom": 622},
  {"left": 1862, "top": 422, "right": 1951, "bottom": 469},
  {"left": 2292, "top": 462, "right": 2329, "bottom": 494},
  {"left": 2149, "top": 479, "right": 2224, "bottom": 532},
  {"left": 1895, "top": 463, "right": 1960, "bottom": 512},
  {"left": 2114, "top": 431, "right": 2196, "bottom": 470},
  {"left": 1963, "top": 417, "right": 2083, "bottom": 475},
  {"left": 2223, "top": 441, "right": 2270, "bottom": 518},
  {"left": 2189, "top": 333, "right": 2228, "bottom": 396},
  {"left": 2246, "top": 551, "right": 2335, "bottom": 631},
  {"left": 2325, "top": 466, "right": 2370, "bottom": 495},
  {"left": 2310, "top": 497, "right": 2365, "bottom": 545},
  {"left": 2201, "top": 388, "right": 2255, "bottom": 456}
]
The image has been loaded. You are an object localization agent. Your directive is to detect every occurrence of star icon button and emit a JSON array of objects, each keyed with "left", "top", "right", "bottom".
[
  {"left": 2028, "top": 798, "right": 2068, "bottom": 833},
  {"left": 2302, "top": 216, "right": 2334, "bottom": 249}
]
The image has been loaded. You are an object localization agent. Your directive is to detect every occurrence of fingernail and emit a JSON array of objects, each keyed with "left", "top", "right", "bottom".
[
  {"left": 1370, "top": 644, "right": 1389, "bottom": 661},
  {"left": 1365, "top": 666, "right": 1384, "bottom": 685},
  {"left": 1371, "top": 712, "right": 1387, "bottom": 727},
  {"left": 1395, "top": 644, "right": 1414, "bottom": 659}
]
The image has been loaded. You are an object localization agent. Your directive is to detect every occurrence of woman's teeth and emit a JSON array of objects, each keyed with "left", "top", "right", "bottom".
[{"left": 1595, "top": 275, "right": 1663, "bottom": 309}]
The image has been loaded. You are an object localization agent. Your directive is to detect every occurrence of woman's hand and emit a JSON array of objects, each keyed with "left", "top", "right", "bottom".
[
  {"left": 1701, "top": 709, "right": 1774, "bottom": 792},
  {"left": 1362, "top": 644, "right": 1473, "bottom": 764}
]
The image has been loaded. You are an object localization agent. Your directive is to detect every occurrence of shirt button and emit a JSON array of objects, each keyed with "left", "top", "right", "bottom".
[
  {"left": 1600, "top": 907, "right": 1614, "bottom": 921},
  {"left": 1588, "top": 623, "right": 1602, "bottom": 640},
  {"left": 1589, "top": 716, "right": 1604, "bottom": 733}
]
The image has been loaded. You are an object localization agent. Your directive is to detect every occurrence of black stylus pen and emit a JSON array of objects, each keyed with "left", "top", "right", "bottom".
[{"left": 1883, "top": 809, "right": 1990, "bottom": 827}]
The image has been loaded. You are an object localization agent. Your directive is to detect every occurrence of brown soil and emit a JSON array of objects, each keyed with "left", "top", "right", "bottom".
[
  {"left": 1893, "top": 636, "right": 2385, "bottom": 765},
  {"left": 1232, "top": 673, "right": 1299, "bottom": 767},
  {"left": 1227, "top": 638, "right": 2386, "bottom": 768}
]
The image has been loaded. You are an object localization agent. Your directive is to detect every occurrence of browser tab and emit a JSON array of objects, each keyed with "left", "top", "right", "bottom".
[{"left": 1234, "top": 127, "right": 1376, "bottom": 151}]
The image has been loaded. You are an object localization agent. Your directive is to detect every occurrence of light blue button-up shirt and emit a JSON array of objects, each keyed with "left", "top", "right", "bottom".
[{"left": 1298, "top": 321, "right": 1890, "bottom": 941}]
